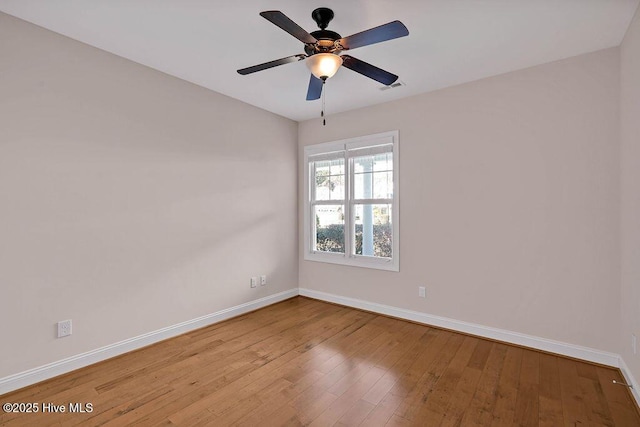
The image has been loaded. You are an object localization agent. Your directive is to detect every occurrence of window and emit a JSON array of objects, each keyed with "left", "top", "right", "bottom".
[{"left": 304, "top": 131, "right": 399, "bottom": 271}]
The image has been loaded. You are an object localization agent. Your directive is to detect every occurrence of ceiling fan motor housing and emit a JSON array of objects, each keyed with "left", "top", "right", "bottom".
[
  {"left": 305, "top": 30, "right": 342, "bottom": 55},
  {"left": 306, "top": 8, "right": 342, "bottom": 56}
]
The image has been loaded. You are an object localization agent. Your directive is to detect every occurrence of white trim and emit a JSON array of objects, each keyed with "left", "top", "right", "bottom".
[
  {"left": 297, "top": 288, "right": 621, "bottom": 367},
  {"left": 307, "top": 150, "right": 345, "bottom": 163},
  {"left": 0, "top": 289, "right": 298, "bottom": 396},
  {"left": 348, "top": 143, "right": 393, "bottom": 158},
  {"left": 304, "top": 131, "right": 394, "bottom": 155},
  {"left": 619, "top": 357, "right": 640, "bottom": 407}
]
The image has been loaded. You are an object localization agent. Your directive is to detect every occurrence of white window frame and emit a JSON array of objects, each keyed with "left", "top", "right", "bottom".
[{"left": 303, "top": 130, "right": 399, "bottom": 271}]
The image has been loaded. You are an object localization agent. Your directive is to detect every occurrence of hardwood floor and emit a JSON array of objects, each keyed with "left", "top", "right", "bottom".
[{"left": 1, "top": 296, "right": 639, "bottom": 426}]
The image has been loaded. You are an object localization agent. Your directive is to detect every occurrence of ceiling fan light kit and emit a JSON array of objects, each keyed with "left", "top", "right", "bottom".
[{"left": 306, "top": 53, "right": 343, "bottom": 80}]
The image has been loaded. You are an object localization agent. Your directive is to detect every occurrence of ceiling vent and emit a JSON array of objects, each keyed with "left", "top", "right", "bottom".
[{"left": 380, "top": 81, "right": 405, "bottom": 91}]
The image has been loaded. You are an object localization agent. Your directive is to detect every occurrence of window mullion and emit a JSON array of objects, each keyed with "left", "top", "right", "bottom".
[
  {"left": 351, "top": 198, "right": 393, "bottom": 205},
  {"left": 311, "top": 200, "right": 346, "bottom": 206}
]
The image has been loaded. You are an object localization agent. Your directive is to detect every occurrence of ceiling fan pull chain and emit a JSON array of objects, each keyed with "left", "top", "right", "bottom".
[{"left": 322, "top": 80, "right": 326, "bottom": 126}]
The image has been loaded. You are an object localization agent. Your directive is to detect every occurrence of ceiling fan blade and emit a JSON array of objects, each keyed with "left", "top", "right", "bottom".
[
  {"left": 306, "top": 74, "right": 324, "bottom": 100},
  {"left": 260, "top": 11, "right": 318, "bottom": 44},
  {"left": 338, "top": 21, "right": 409, "bottom": 50},
  {"left": 237, "top": 54, "right": 306, "bottom": 75},
  {"left": 341, "top": 55, "right": 399, "bottom": 86}
]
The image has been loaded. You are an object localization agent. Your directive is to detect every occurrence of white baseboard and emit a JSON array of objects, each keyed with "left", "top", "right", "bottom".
[
  {"left": 298, "top": 288, "right": 622, "bottom": 366},
  {"left": 0, "top": 289, "right": 298, "bottom": 396}
]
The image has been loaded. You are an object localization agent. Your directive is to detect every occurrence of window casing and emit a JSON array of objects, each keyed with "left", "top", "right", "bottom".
[{"left": 304, "top": 131, "right": 399, "bottom": 271}]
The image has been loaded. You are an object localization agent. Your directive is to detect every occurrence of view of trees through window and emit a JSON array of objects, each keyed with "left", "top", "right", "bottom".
[
  {"left": 315, "top": 222, "right": 392, "bottom": 257},
  {"left": 312, "top": 153, "right": 393, "bottom": 258}
]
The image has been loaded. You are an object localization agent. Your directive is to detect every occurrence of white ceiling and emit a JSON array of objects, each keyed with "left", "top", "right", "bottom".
[{"left": 1, "top": 0, "right": 638, "bottom": 122}]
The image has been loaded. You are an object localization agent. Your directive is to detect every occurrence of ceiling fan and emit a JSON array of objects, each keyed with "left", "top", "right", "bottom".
[{"left": 237, "top": 7, "right": 409, "bottom": 101}]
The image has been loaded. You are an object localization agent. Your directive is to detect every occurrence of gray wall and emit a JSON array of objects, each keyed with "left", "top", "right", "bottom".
[
  {"left": 0, "top": 12, "right": 298, "bottom": 378},
  {"left": 299, "top": 48, "right": 621, "bottom": 354}
]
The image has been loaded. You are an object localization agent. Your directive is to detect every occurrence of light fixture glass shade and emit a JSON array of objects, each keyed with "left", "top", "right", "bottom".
[{"left": 306, "top": 53, "right": 343, "bottom": 80}]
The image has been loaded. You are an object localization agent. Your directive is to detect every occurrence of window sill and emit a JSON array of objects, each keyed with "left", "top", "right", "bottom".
[{"left": 303, "top": 252, "right": 399, "bottom": 272}]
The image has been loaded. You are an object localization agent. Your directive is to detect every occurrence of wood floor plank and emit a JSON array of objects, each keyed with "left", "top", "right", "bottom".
[
  {"left": 387, "top": 328, "right": 446, "bottom": 401},
  {"left": 490, "top": 345, "right": 523, "bottom": 426},
  {"left": 396, "top": 333, "right": 466, "bottom": 423},
  {"left": 412, "top": 335, "right": 479, "bottom": 425},
  {"left": 336, "top": 399, "right": 376, "bottom": 426},
  {"left": 234, "top": 370, "right": 324, "bottom": 426},
  {"left": 537, "top": 353, "right": 564, "bottom": 427},
  {"left": 577, "top": 368, "right": 615, "bottom": 426},
  {"left": 260, "top": 404, "right": 304, "bottom": 427},
  {"left": 1, "top": 297, "right": 638, "bottom": 427},
  {"left": 459, "top": 341, "right": 508, "bottom": 426},
  {"left": 558, "top": 355, "right": 590, "bottom": 426},
  {"left": 291, "top": 390, "right": 339, "bottom": 425},
  {"left": 513, "top": 349, "right": 540, "bottom": 427},
  {"left": 440, "top": 366, "right": 483, "bottom": 427},
  {"left": 385, "top": 414, "right": 414, "bottom": 426},
  {"left": 308, "top": 366, "right": 387, "bottom": 426},
  {"left": 360, "top": 387, "right": 406, "bottom": 426},
  {"left": 206, "top": 377, "right": 293, "bottom": 426}
]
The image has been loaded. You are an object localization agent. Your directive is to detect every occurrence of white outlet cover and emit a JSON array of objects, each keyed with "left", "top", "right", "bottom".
[{"left": 57, "top": 320, "right": 72, "bottom": 338}]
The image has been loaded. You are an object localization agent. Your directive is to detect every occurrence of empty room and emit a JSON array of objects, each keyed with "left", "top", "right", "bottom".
[{"left": 1, "top": 1, "right": 640, "bottom": 425}]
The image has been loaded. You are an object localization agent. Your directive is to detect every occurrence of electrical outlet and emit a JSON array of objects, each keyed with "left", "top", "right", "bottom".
[
  {"left": 57, "top": 319, "right": 72, "bottom": 338},
  {"left": 633, "top": 334, "right": 637, "bottom": 355},
  {"left": 250, "top": 277, "right": 257, "bottom": 288},
  {"left": 418, "top": 286, "right": 426, "bottom": 298},
  {"left": 260, "top": 275, "right": 267, "bottom": 286}
]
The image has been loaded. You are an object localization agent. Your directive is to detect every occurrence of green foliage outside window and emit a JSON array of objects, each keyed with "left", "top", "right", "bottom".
[{"left": 315, "top": 224, "right": 392, "bottom": 257}]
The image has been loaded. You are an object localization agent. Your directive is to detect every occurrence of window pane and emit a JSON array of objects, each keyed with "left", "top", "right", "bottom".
[
  {"left": 314, "top": 158, "right": 344, "bottom": 201},
  {"left": 353, "top": 204, "right": 392, "bottom": 258},
  {"left": 373, "top": 152, "right": 392, "bottom": 171},
  {"left": 330, "top": 161, "right": 344, "bottom": 176},
  {"left": 329, "top": 175, "right": 344, "bottom": 200},
  {"left": 371, "top": 171, "right": 392, "bottom": 199},
  {"left": 354, "top": 153, "right": 393, "bottom": 200},
  {"left": 314, "top": 205, "right": 345, "bottom": 253}
]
